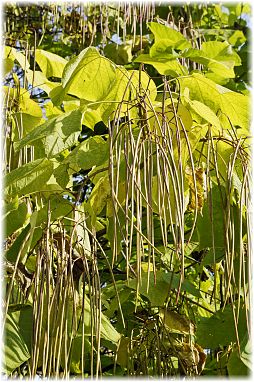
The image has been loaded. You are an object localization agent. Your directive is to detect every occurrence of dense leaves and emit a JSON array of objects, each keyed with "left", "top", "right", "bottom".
[{"left": 3, "top": 2, "right": 251, "bottom": 379}]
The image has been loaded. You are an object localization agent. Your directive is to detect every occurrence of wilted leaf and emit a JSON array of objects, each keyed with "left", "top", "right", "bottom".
[
  {"left": 159, "top": 308, "right": 195, "bottom": 335},
  {"left": 186, "top": 166, "right": 205, "bottom": 213}
]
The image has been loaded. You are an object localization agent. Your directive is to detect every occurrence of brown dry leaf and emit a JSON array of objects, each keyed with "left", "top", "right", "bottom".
[
  {"left": 195, "top": 343, "right": 207, "bottom": 374},
  {"left": 186, "top": 166, "right": 205, "bottom": 213},
  {"left": 177, "top": 342, "right": 200, "bottom": 368}
]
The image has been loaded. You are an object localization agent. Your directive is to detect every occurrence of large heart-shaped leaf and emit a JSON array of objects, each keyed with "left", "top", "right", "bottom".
[{"left": 62, "top": 47, "right": 116, "bottom": 101}]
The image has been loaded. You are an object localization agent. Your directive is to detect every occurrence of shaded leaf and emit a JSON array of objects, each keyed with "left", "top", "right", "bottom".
[
  {"left": 3, "top": 305, "right": 33, "bottom": 375},
  {"left": 128, "top": 271, "right": 201, "bottom": 306},
  {"left": 6, "top": 224, "right": 31, "bottom": 262},
  {"left": 104, "top": 43, "right": 132, "bottom": 64},
  {"left": 4, "top": 202, "right": 28, "bottom": 238},
  {"left": 159, "top": 308, "right": 194, "bottom": 335},
  {"left": 196, "top": 304, "right": 247, "bottom": 349},
  {"left": 227, "top": 346, "right": 250, "bottom": 376}
]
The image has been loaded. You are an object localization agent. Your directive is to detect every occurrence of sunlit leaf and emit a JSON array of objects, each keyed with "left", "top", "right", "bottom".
[
  {"left": 4, "top": 46, "right": 30, "bottom": 71},
  {"left": 25, "top": 69, "right": 60, "bottom": 94},
  {"left": 148, "top": 22, "right": 191, "bottom": 52},
  {"left": 62, "top": 47, "right": 116, "bottom": 101},
  {"left": 14, "top": 109, "right": 83, "bottom": 157},
  {"left": 66, "top": 135, "right": 109, "bottom": 170},
  {"left": 134, "top": 54, "right": 188, "bottom": 76},
  {"left": 179, "top": 73, "right": 249, "bottom": 130},
  {"left": 35, "top": 49, "right": 68, "bottom": 78},
  {"left": 5, "top": 158, "right": 55, "bottom": 197}
]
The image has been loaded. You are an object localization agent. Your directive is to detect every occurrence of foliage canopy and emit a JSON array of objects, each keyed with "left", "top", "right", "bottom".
[{"left": 2, "top": 2, "right": 251, "bottom": 378}]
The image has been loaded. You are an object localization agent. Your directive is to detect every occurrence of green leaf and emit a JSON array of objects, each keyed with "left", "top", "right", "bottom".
[
  {"left": 35, "top": 49, "right": 68, "bottom": 78},
  {"left": 5, "top": 158, "right": 55, "bottom": 197},
  {"left": 148, "top": 22, "right": 191, "bottom": 52},
  {"left": 228, "top": 30, "right": 246, "bottom": 47},
  {"left": 3, "top": 57, "right": 14, "bottom": 76},
  {"left": 4, "top": 46, "right": 30, "bottom": 71},
  {"left": 196, "top": 304, "right": 247, "bottom": 349},
  {"left": 14, "top": 109, "right": 83, "bottom": 158},
  {"left": 53, "top": 163, "right": 71, "bottom": 189},
  {"left": 128, "top": 271, "right": 201, "bottom": 306},
  {"left": 4, "top": 305, "right": 33, "bottom": 375},
  {"left": 179, "top": 73, "right": 249, "bottom": 130},
  {"left": 128, "top": 69, "right": 157, "bottom": 101},
  {"left": 66, "top": 293, "right": 121, "bottom": 346},
  {"left": 184, "top": 41, "right": 241, "bottom": 79},
  {"left": 134, "top": 54, "right": 188, "bottom": 76},
  {"left": 187, "top": 99, "right": 221, "bottom": 129},
  {"left": 116, "top": 337, "right": 130, "bottom": 368},
  {"left": 3, "top": 86, "right": 44, "bottom": 135},
  {"left": 68, "top": 336, "right": 91, "bottom": 374},
  {"left": 62, "top": 47, "right": 116, "bottom": 101},
  {"left": 227, "top": 346, "right": 250, "bottom": 376},
  {"left": 25, "top": 69, "right": 60, "bottom": 94},
  {"left": 159, "top": 308, "right": 194, "bottom": 335},
  {"left": 86, "top": 175, "right": 110, "bottom": 216},
  {"left": 81, "top": 68, "right": 157, "bottom": 125},
  {"left": 104, "top": 43, "right": 133, "bottom": 65},
  {"left": 66, "top": 135, "right": 109, "bottom": 170},
  {"left": 6, "top": 224, "right": 31, "bottom": 262},
  {"left": 196, "top": 186, "right": 225, "bottom": 250},
  {"left": 218, "top": 89, "right": 249, "bottom": 132},
  {"left": 31, "top": 195, "right": 73, "bottom": 230},
  {"left": 200, "top": 41, "right": 241, "bottom": 66},
  {"left": 49, "top": 84, "right": 66, "bottom": 105},
  {"left": 4, "top": 202, "right": 28, "bottom": 238}
]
